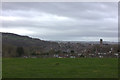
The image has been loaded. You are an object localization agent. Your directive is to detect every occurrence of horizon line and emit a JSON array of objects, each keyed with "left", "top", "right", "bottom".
[{"left": 1, "top": 32, "right": 118, "bottom": 42}]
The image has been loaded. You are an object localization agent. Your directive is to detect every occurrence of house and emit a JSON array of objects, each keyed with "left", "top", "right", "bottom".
[{"left": 70, "top": 56, "right": 75, "bottom": 58}]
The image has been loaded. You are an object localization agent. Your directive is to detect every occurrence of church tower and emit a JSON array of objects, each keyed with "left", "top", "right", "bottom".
[{"left": 100, "top": 39, "right": 103, "bottom": 45}]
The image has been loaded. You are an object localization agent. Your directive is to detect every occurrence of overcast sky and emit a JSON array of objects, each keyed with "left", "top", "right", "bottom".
[{"left": 0, "top": 2, "right": 118, "bottom": 42}]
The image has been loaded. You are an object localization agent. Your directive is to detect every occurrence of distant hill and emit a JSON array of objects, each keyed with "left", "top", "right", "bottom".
[
  {"left": 2, "top": 32, "right": 58, "bottom": 47},
  {"left": 2, "top": 32, "right": 59, "bottom": 57},
  {"left": 2, "top": 32, "right": 117, "bottom": 47},
  {"left": 52, "top": 40, "right": 118, "bottom": 44}
]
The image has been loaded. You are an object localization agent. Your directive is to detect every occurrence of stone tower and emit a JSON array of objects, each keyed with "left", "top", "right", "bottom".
[{"left": 100, "top": 39, "right": 103, "bottom": 45}]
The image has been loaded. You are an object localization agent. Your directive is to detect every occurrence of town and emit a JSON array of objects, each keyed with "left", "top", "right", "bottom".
[
  {"left": 29, "top": 39, "right": 119, "bottom": 58},
  {"left": 2, "top": 33, "right": 119, "bottom": 58}
]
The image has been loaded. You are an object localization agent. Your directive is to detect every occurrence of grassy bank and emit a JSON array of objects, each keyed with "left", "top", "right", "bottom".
[{"left": 2, "top": 58, "right": 118, "bottom": 78}]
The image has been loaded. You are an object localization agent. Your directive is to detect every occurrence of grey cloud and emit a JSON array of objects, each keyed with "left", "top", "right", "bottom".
[
  {"left": 2, "top": 2, "right": 117, "bottom": 19},
  {"left": 1, "top": 2, "right": 118, "bottom": 41}
]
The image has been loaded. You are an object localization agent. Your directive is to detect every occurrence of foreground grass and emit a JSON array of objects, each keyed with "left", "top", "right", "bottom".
[
  {"left": 2, "top": 58, "right": 118, "bottom": 78},
  {"left": 0, "top": 58, "right": 2, "bottom": 79}
]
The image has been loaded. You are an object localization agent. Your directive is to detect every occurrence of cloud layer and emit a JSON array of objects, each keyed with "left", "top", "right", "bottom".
[{"left": 0, "top": 2, "right": 118, "bottom": 41}]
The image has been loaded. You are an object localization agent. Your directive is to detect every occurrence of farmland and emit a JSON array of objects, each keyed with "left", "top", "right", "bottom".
[{"left": 2, "top": 58, "right": 118, "bottom": 78}]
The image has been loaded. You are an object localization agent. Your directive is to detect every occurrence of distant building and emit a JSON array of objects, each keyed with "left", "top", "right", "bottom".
[
  {"left": 100, "top": 39, "right": 103, "bottom": 45},
  {"left": 100, "top": 39, "right": 103, "bottom": 53}
]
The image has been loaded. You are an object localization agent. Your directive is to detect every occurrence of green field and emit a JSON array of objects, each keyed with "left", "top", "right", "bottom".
[{"left": 2, "top": 58, "right": 118, "bottom": 78}]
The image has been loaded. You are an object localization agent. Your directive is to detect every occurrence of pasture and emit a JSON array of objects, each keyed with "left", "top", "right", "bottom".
[{"left": 2, "top": 58, "right": 118, "bottom": 78}]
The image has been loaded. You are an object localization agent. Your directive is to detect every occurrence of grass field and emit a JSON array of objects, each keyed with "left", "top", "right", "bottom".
[{"left": 2, "top": 58, "right": 118, "bottom": 78}]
